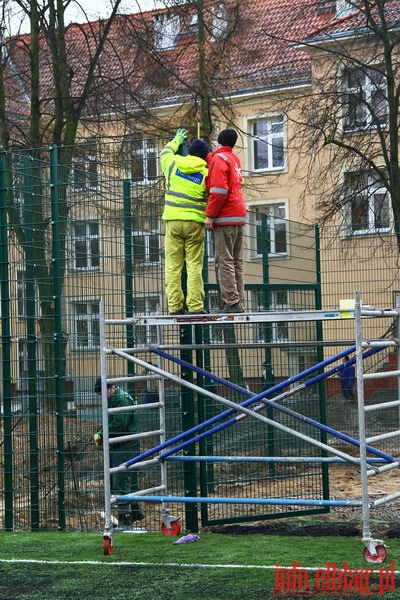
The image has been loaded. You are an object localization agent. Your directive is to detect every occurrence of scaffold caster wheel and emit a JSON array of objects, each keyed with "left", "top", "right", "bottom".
[
  {"left": 161, "top": 519, "right": 181, "bottom": 536},
  {"left": 103, "top": 536, "right": 113, "bottom": 556},
  {"left": 363, "top": 545, "right": 387, "bottom": 564}
]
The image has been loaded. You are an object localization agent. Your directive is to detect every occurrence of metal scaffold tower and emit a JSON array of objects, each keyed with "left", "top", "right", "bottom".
[
  {"left": 98, "top": 297, "right": 400, "bottom": 561},
  {"left": 354, "top": 291, "right": 400, "bottom": 564}
]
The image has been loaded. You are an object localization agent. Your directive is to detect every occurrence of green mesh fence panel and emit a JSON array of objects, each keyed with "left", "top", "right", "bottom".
[{"left": 5, "top": 141, "right": 398, "bottom": 532}]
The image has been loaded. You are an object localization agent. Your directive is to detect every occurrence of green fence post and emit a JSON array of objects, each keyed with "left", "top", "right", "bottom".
[
  {"left": 180, "top": 324, "right": 198, "bottom": 532},
  {"left": 199, "top": 249, "right": 215, "bottom": 524},
  {"left": 0, "top": 150, "right": 14, "bottom": 530},
  {"left": 261, "top": 213, "right": 275, "bottom": 476},
  {"left": 123, "top": 179, "right": 135, "bottom": 385},
  {"left": 314, "top": 224, "right": 330, "bottom": 502},
  {"left": 23, "top": 154, "right": 40, "bottom": 529},
  {"left": 49, "top": 145, "right": 66, "bottom": 530}
]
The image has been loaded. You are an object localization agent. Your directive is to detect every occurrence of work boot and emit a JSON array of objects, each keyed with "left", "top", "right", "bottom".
[
  {"left": 170, "top": 308, "right": 188, "bottom": 315},
  {"left": 131, "top": 501, "right": 145, "bottom": 522},
  {"left": 216, "top": 303, "right": 244, "bottom": 314}
]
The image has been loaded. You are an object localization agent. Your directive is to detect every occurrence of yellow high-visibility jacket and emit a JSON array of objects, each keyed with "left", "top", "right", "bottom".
[{"left": 160, "top": 138, "right": 208, "bottom": 223}]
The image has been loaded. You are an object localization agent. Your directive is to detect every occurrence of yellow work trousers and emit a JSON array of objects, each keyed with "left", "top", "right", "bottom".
[{"left": 164, "top": 220, "right": 205, "bottom": 313}]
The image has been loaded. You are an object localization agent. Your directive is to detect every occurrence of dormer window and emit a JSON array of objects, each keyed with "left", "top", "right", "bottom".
[
  {"left": 189, "top": 13, "right": 198, "bottom": 31},
  {"left": 153, "top": 13, "right": 180, "bottom": 51},
  {"left": 336, "top": 0, "right": 358, "bottom": 19},
  {"left": 212, "top": 2, "right": 229, "bottom": 41}
]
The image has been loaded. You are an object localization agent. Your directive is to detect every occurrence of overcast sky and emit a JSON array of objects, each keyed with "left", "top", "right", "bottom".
[{"left": 7, "top": 0, "right": 165, "bottom": 35}]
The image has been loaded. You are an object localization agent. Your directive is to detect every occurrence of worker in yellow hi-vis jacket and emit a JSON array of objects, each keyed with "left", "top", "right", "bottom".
[{"left": 160, "top": 129, "right": 209, "bottom": 315}]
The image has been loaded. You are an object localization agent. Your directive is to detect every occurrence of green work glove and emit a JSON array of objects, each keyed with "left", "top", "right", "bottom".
[
  {"left": 93, "top": 432, "right": 103, "bottom": 448},
  {"left": 174, "top": 128, "right": 188, "bottom": 145}
]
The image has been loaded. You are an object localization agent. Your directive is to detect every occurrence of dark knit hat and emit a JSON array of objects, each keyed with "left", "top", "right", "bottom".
[
  {"left": 217, "top": 129, "right": 238, "bottom": 148},
  {"left": 94, "top": 377, "right": 112, "bottom": 393},
  {"left": 188, "top": 139, "right": 209, "bottom": 161}
]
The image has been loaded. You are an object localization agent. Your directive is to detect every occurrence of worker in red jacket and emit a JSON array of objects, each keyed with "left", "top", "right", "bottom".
[{"left": 205, "top": 129, "right": 247, "bottom": 313}]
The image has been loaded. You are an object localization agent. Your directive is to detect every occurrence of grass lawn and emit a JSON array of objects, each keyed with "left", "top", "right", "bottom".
[{"left": 0, "top": 530, "right": 399, "bottom": 599}]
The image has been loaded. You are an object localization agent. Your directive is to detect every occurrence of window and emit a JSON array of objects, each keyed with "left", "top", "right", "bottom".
[
  {"left": 342, "top": 65, "right": 387, "bottom": 130},
  {"left": 251, "top": 290, "right": 289, "bottom": 343},
  {"left": 207, "top": 291, "right": 223, "bottom": 343},
  {"left": 250, "top": 204, "right": 287, "bottom": 258},
  {"left": 17, "top": 340, "right": 45, "bottom": 393},
  {"left": 205, "top": 230, "right": 215, "bottom": 261},
  {"left": 11, "top": 152, "right": 31, "bottom": 223},
  {"left": 71, "top": 144, "right": 99, "bottom": 191},
  {"left": 11, "top": 153, "right": 25, "bottom": 210},
  {"left": 336, "top": 0, "right": 358, "bottom": 18},
  {"left": 123, "top": 139, "right": 158, "bottom": 184},
  {"left": 132, "top": 226, "right": 161, "bottom": 265},
  {"left": 72, "top": 221, "right": 100, "bottom": 270},
  {"left": 73, "top": 301, "right": 100, "bottom": 350},
  {"left": 251, "top": 117, "right": 284, "bottom": 171},
  {"left": 188, "top": 13, "right": 198, "bottom": 32},
  {"left": 344, "top": 171, "right": 390, "bottom": 235},
  {"left": 132, "top": 296, "right": 160, "bottom": 345},
  {"left": 212, "top": 2, "right": 229, "bottom": 41},
  {"left": 17, "top": 271, "right": 27, "bottom": 319},
  {"left": 17, "top": 271, "right": 37, "bottom": 319},
  {"left": 153, "top": 13, "right": 180, "bottom": 50}
]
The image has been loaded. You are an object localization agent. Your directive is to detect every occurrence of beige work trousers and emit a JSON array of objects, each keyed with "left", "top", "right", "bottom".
[
  {"left": 164, "top": 220, "right": 205, "bottom": 313},
  {"left": 214, "top": 225, "right": 244, "bottom": 307}
]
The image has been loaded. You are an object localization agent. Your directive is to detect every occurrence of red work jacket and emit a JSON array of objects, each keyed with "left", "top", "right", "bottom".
[{"left": 206, "top": 146, "right": 247, "bottom": 226}]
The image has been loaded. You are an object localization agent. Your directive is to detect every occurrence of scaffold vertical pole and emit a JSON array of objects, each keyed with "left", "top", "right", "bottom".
[
  {"left": 355, "top": 292, "right": 387, "bottom": 563},
  {"left": 355, "top": 292, "right": 371, "bottom": 543},
  {"left": 99, "top": 302, "right": 113, "bottom": 554}
]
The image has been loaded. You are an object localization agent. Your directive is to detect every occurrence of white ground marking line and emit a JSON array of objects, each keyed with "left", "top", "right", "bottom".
[{"left": 0, "top": 559, "right": 399, "bottom": 573}]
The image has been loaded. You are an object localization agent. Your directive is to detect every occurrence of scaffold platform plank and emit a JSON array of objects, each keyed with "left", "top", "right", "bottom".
[{"left": 105, "top": 308, "right": 356, "bottom": 326}]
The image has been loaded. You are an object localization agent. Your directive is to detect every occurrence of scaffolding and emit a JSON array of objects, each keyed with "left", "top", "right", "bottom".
[{"left": 98, "top": 298, "right": 400, "bottom": 561}]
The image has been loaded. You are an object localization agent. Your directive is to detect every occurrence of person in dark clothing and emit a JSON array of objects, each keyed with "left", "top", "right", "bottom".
[
  {"left": 93, "top": 378, "right": 145, "bottom": 529},
  {"left": 339, "top": 357, "right": 356, "bottom": 403}
]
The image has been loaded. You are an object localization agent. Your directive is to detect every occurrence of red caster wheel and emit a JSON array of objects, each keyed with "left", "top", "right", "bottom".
[
  {"left": 161, "top": 520, "right": 181, "bottom": 536},
  {"left": 103, "top": 536, "right": 113, "bottom": 555},
  {"left": 363, "top": 545, "right": 387, "bottom": 564}
]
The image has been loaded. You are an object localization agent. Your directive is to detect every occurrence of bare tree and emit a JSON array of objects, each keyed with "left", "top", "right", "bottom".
[
  {"left": 0, "top": 0, "right": 266, "bottom": 405},
  {"left": 103, "top": 0, "right": 254, "bottom": 142},
  {"left": 0, "top": 0, "right": 137, "bottom": 408},
  {"left": 285, "top": 0, "right": 400, "bottom": 246}
]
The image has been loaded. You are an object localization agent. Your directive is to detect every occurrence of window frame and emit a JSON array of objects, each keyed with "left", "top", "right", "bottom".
[
  {"left": 132, "top": 225, "right": 161, "bottom": 266},
  {"left": 72, "top": 300, "right": 100, "bottom": 351},
  {"left": 132, "top": 295, "right": 161, "bottom": 346},
  {"left": 336, "top": 0, "right": 358, "bottom": 18},
  {"left": 205, "top": 230, "right": 215, "bottom": 262},
  {"left": 248, "top": 115, "right": 286, "bottom": 173},
  {"left": 71, "top": 220, "right": 100, "bottom": 271},
  {"left": 206, "top": 290, "right": 224, "bottom": 344},
  {"left": 248, "top": 201, "right": 288, "bottom": 260},
  {"left": 17, "top": 339, "right": 45, "bottom": 393},
  {"left": 16, "top": 270, "right": 38, "bottom": 320},
  {"left": 342, "top": 169, "right": 391, "bottom": 236},
  {"left": 341, "top": 63, "right": 388, "bottom": 132},
  {"left": 211, "top": 2, "right": 229, "bottom": 41},
  {"left": 153, "top": 13, "right": 180, "bottom": 51},
  {"left": 251, "top": 289, "right": 290, "bottom": 343},
  {"left": 123, "top": 138, "right": 158, "bottom": 185},
  {"left": 71, "top": 144, "right": 99, "bottom": 192}
]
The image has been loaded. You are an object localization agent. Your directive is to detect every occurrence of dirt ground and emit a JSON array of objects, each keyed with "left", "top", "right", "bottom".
[
  {"left": 5, "top": 395, "right": 400, "bottom": 537},
  {"left": 207, "top": 461, "right": 400, "bottom": 538}
]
